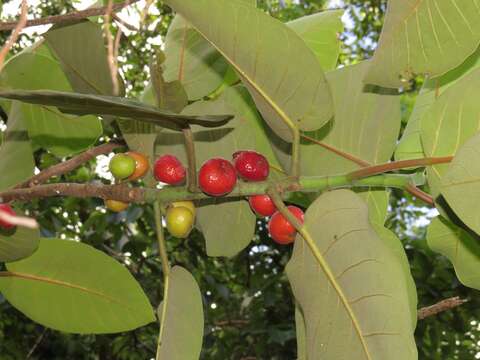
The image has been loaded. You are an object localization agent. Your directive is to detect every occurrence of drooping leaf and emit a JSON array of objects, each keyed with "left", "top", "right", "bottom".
[
  {"left": 421, "top": 66, "right": 480, "bottom": 199},
  {"left": 157, "top": 87, "right": 260, "bottom": 257},
  {"left": 0, "top": 89, "right": 234, "bottom": 131},
  {"left": 0, "top": 102, "right": 34, "bottom": 191},
  {"left": 164, "top": 0, "right": 334, "bottom": 142},
  {"left": 427, "top": 216, "right": 480, "bottom": 290},
  {"left": 365, "top": 0, "right": 480, "bottom": 88},
  {"left": 156, "top": 266, "right": 204, "bottom": 360},
  {"left": 0, "top": 52, "right": 102, "bottom": 156},
  {"left": 0, "top": 209, "right": 39, "bottom": 263},
  {"left": 44, "top": 20, "right": 116, "bottom": 95},
  {"left": 286, "top": 190, "right": 417, "bottom": 359},
  {"left": 0, "top": 239, "right": 155, "bottom": 334},
  {"left": 396, "top": 47, "right": 480, "bottom": 162},
  {"left": 287, "top": 10, "right": 344, "bottom": 71},
  {"left": 441, "top": 133, "right": 480, "bottom": 234}
]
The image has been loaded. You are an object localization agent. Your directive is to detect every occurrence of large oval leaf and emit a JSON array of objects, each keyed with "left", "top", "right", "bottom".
[
  {"left": 427, "top": 216, "right": 480, "bottom": 290},
  {"left": 164, "top": 0, "right": 333, "bottom": 142},
  {"left": 0, "top": 52, "right": 102, "bottom": 156},
  {"left": 156, "top": 266, "right": 204, "bottom": 359},
  {"left": 441, "top": 133, "right": 480, "bottom": 234},
  {"left": 0, "top": 239, "right": 155, "bottom": 334},
  {"left": 421, "top": 66, "right": 480, "bottom": 199},
  {"left": 365, "top": 0, "right": 480, "bottom": 88},
  {"left": 286, "top": 190, "right": 417, "bottom": 359}
]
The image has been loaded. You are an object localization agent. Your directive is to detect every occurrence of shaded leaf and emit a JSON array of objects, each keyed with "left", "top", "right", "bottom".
[
  {"left": 0, "top": 209, "right": 39, "bottom": 263},
  {"left": 421, "top": 66, "right": 480, "bottom": 199},
  {"left": 286, "top": 190, "right": 417, "bottom": 359},
  {"left": 295, "top": 305, "right": 307, "bottom": 360},
  {"left": 156, "top": 266, "right": 204, "bottom": 360},
  {"left": 441, "top": 133, "right": 480, "bottom": 234},
  {"left": 365, "top": 0, "right": 480, "bottom": 88},
  {"left": 0, "top": 52, "right": 102, "bottom": 156},
  {"left": 0, "top": 89, "right": 234, "bottom": 131},
  {"left": 0, "top": 102, "right": 34, "bottom": 191},
  {"left": 164, "top": 0, "right": 333, "bottom": 141},
  {"left": 288, "top": 10, "right": 344, "bottom": 71},
  {"left": 427, "top": 216, "right": 480, "bottom": 290},
  {"left": 0, "top": 239, "right": 155, "bottom": 334}
]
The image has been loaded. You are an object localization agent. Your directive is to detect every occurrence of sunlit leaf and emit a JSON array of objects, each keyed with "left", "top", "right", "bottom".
[
  {"left": 0, "top": 239, "right": 155, "bottom": 334},
  {"left": 286, "top": 190, "right": 417, "bottom": 359},
  {"left": 164, "top": 0, "right": 333, "bottom": 141},
  {"left": 365, "top": 0, "right": 480, "bottom": 88}
]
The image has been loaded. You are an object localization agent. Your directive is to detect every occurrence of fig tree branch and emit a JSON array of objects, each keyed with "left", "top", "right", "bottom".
[
  {"left": 15, "top": 141, "right": 124, "bottom": 189},
  {"left": 0, "top": 1, "right": 140, "bottom": 31},
  {"left": 417, "top": 296, "right": 468, "bottom": 320},
  {"left": 0, "top": 0, "right": 28, "bottom": 71}
]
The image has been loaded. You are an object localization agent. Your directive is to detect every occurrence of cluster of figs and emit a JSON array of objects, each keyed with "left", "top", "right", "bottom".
[{"left": 0, "top": 149, "right": 304, "bottom": 245}]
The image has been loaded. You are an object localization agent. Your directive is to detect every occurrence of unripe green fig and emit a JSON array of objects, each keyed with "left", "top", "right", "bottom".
[{"left": 109, "top": 154, "right": 136, "bottom": 180}]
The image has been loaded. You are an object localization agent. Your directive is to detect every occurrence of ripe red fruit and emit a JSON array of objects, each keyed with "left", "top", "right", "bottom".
[
  {"left": 198, "top": 158, "right": 237, "bottom": 196},
  {"left": 0, "top": 204, "right": 16, "bottom": 230},
  {"left": 268, "top": 206, "right": 304, "bottom": 245},
  {"left": 233, "top": 150, "right": 269, "bottom": 182},
  {"left": 154, "top": 155, "right": 186, "bottom": 185},
  {"left": 249, "top": 195, "right": 276, "bottom": 217}
]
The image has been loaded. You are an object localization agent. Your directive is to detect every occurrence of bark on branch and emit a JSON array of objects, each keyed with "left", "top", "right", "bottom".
[
  {"left": 0, "top": 1, "right": 140, "bottom": 31},
  {"left": 417, "top": 296, "right": 468, "bottom": 320},
  {"left": 15, "top": 141, "right": 124, "bottom": 189}
]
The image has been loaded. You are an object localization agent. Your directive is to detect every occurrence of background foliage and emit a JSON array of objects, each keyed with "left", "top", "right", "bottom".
[{"left": 0, "top": 0, "right": 479, "bottom": 359}]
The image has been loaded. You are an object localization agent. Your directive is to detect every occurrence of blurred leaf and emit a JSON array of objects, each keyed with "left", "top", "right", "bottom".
[
  {"left": 441, "top": 133, "right": 480, "bottom": 234},
  {"left": 0, "top": 53, "right": 102, "bottom": 156},
  {"left": 157, "top": 266, "right": 204, "bottom": 359},
  {"left": 287, "top": 10, "right": 344, "bottom": 71},
  {"left": 0, "top": 102, "right": 34, "bottom": 191},
  {"left": 427, "top": 216, "right": 480, "bottom": 290},
  {"left": 365, "top": 1, "right": 480, "bottom": 88},
  {"left": 0, "top": 89, "right": 234, "bottom": 131},
  {"left": 286, "top": 190, "right": 417, "bottom": 359},
  {"left": 0, "top": 239, "right": 155, "bottom": 334},
  {"left": 164, "top": 0, "right": 333, "bottom": 141},
  {"left": 0, "top": 210, "right": 39, "bottom": 263}
]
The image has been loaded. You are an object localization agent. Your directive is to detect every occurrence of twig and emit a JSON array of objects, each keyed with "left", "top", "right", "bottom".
[
  {"left": 405, "top": 183, "right": 435, "bottom": 205},
  {"left": 104, "top": 0, "right": 120, "bottom": 96},
  {"left": 113, "top": 14, "right": 138, "bottom": 31},
  {"left": 182, "top": 127, "right": 198, "bottom": 192},
  {"left": 0, "top": 1, "right": 140, "bottom": 31},
  {"left": 0, "top": 0, "right": 28, "bottom": 72},
  {"left": 15, "top": 141, "right": 124, "bottom": 189},
  {"left": 26, "top": 328, "right": 48, "bottom": 359},
  {"left": 417, "top": 296, "right": 467, "bottom": 320},
  {"left": 0, "top": 210, "right": 38, "bottom": 229},
  {"left": 0, "top": 183, "right": 144, "bottom": 203}
]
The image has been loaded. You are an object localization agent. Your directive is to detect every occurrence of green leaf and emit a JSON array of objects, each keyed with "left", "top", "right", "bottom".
[
  {"left": 156, "top": 266, "right": 204, "bottom": 359},
  {"left": 286, "top": 190, "right": 417, "bottom": 359},
  {"left": 0, "top": 209, "right": 39, "bottom": 263},
  {"left": 163, "top": 15, "right": 229, "bottom": 101},
  {"left": 287, "top": 10, "right": 344, "bottom": 71},
  {"left": 427, "top": 216, "right": 480, "bottom": 290},
  {"left": 295, "top": 305, "right": 307, "bottom": 360},
  {"left": 0, "top": 52, "right": 102, "bottom": 156},
  {"left": 164, "top": 0, "right": 333, "bottom": 142},
  {"left": 396, "top": 47, "right": 480, "bottom": 162},
  {"left": 0, "top": 102, "right": 34, "bottom": 191},
  {"left": 157, "top": 87, "right": 260, "bottom": 257},
  {"left": 0, "top": 89, "right": 234, "bottom": 131},
  {"left": 0, "top": 239, "right": 155, "bottom": 334},
  {"left": 421, "top": 66, "right": 480, "bottom": 199},
  {"left": 44, "top": 20, "right": 116, "bottom": 95},
  {"left": 359, "top": 189, "right": 390, "bottom": 226},
  {"left": 441, "top": 133, "right": 480, "bottom": 234},
  {"left": 365, "top": 0, "right": 480, "bottom": 88}
]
